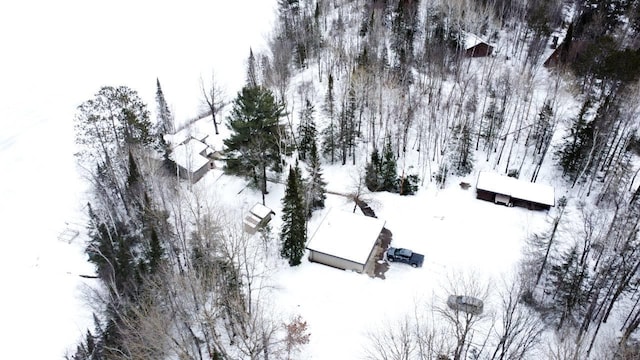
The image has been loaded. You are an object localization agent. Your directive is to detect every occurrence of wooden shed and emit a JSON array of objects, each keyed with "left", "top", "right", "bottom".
[
  {"left": 306, "top": 209, "right": 386, "bottom": 273},
  {"left": 243, "top": 203, "right": 275, "bottom": 234},
  {"left": 475, "top": 171, "right": 555, "bottom": 210},
  {"left": 464, "top": 33, "right": 494, "bottom": 57}
]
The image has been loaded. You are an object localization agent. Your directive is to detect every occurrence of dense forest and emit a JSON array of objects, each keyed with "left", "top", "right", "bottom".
[{"left": 67, "top": 0, "right": 640, "bottom": 359}]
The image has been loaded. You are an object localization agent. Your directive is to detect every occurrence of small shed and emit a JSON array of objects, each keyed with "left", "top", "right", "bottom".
[
  {"left": 170, "top": 138, "right": 215, "bottom": 183},
  {"left": 464, "top": 33, "right": 494, "bottom": 57},
  {"left": 475, "top": 171, "right": 555, "bottom": 210},
  {"left": 306, "top": 209, "right": 386, "bottom": 273},
  {"left": 244, "top": 203, "right": 276, "bottom": 234}
]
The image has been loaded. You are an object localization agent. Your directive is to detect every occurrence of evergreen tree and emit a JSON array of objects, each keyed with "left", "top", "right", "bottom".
[
  {"left": 341, "top": 86, "right": 357, "bottom": 165},
  {"left": 75, "top": 86, "right": 153, "bottom": 157},
  {"left": 126, "top": 150, "right": 141, "bottom": 190},
  {"left": 305, "top": 140, "right": 327, "bottom": 217},
  {"left": 548, "top": 245, "right": 589, "bottom": 328},
  {"left": 75, "top": 86, "right": 153, "bottom": 218},
  {"left": 381, "top": 137, "right": 398, "bottom": 192},
  {"left": 155, "top": 78, "right": 174, "bottom": 136},
  {"left": 298, "top": 99, "right": 317, "bottom": 161},
  {"left": 449, "top": 122, "right": 474, "bottom": 176},
  {"left": 224, "top": 86, "right": 286, "bottom": 197},
  {"left": 246, "top": 48, "right": 259, "bottom": 87},
  {"left": 322, "top": 73, "right": 336, "bottom": 163},
  {"left": 525, "top": 0, "right": 555, "bottom": 37},
  {"left": 153, "top": 79, "right": 173, "bottom": 158},
  {"left": 86, "top": 204, "right": 143, "bottom": 301},
  {"left": 555, "top": 100, "right": 594, "bottom": 182},
  {"left": 146, "top": 227, "right": 164, "bottom": 275},
  {"left": 365, "top": 147, "right": 383, "bottom": 191},
  {"left": 396, "top": 173, "right": 420, "bottom": 196},
  {"left": 481, "top": 97, "right": 503, "bottom": 151},
  {"left": 391, "top": 0, "right": 420, "bottom": 83},
  {"left": 280, "top": 164, "right": 307, "bottom": 266},
  {"left": 533, "top": 101, "right": 554, "bottom": 155}
]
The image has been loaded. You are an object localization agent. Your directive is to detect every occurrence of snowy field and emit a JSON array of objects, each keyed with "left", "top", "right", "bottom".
[
  {"left": 190, "top": 113, "right": 556, "bottom": 358},
  {"left": 211, "top": 166, "right": 551, "bottom": 359},
  {"left": 0, "top": 1, "right": 276, "bottom": 358},
  {"left": 1, "top": 1, "right": 578, "bottom": 359}
]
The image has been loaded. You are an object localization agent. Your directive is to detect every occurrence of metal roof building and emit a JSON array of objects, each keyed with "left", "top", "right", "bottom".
[
  {"left": 306, "top": 209, "right": 386, "bottom": 273},
  {"left": 476, "top": 171, "right": 555, "bottom": 210}
]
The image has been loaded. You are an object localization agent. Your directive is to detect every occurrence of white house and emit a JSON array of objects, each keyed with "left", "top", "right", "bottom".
[
  {"left": 306, "top": 209, "right": 386, "bottom": 273},
  {"left": 170, "top": 138, "right": 215, "bottom": 183}
]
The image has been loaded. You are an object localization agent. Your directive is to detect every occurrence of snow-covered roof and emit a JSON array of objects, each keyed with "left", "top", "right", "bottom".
[
  {"left": 171, "top": 126, "right": 209, "bottom": 145},
  {"left": 306, "top": 209, "right": 386, "bottom": 265},
  {"left": 164, "top": 121, "right": 211, "bottom": 148},
  {"left": 476, "top": 171, "right": 555, "bottom": 206},
  {"left": 464, "top": 32, "right": 491, "bottom": 50},
  {"left": 170, "top": 138, "right": 210, "bottom": 172},
  {"left": 250, "top": 203, "right": 274, "bottom": 219}
]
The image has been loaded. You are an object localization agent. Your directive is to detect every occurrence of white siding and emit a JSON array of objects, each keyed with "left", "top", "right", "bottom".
[{"left": 309, "top": 251, "right": 365, "bottom": 273}]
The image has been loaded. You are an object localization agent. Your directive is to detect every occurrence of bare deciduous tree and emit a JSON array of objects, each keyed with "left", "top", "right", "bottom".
[
  {"left": 436, "top": 271, "right": 491, "bottom": 360},
  {"left": 200, "top": 71, "right": 226, "bottom": 135},
  {"left": 545, "top": 330, "right": 588, "bottom": 360},
  {"left": 490, "top": 274, "right": 545, "bottom": 360},
  {"left": 364, "top": 309, "right": 451, "bottom": 360}
]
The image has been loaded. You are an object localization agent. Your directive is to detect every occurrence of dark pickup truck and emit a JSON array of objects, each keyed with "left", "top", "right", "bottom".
[{"left": 386, "top": 247, "right": 424, "bottom": 268}]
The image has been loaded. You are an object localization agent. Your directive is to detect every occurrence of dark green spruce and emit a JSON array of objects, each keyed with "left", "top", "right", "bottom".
[
  {"left": 280, "top": 163, "right": 307, "bottom": 266},
  {"left": 305, "top": 140, "right": 327, "bottom": 217}
]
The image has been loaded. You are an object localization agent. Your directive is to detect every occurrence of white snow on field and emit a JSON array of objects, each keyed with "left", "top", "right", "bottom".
[
  {"left": 265, "top": 169, "right": 551, "bottom": 359},
  {"left": 0, "top": 1, "right": 277, "bottom": 358},
  {"left": 1, "top": 1, "right": 610, "bottom": 359}
]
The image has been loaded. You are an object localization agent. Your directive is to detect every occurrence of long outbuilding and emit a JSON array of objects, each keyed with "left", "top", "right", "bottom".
[
  {"left": 306, "top": 209, "right": 386, "bottom": 273},
  {"left": 475, "top": 171, "right": 555, "bottom": 210}
]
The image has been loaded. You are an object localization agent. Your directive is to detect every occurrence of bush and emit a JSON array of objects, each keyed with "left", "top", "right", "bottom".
[{"left": 397, "top": 174, "right": 419, "bottom": 195}]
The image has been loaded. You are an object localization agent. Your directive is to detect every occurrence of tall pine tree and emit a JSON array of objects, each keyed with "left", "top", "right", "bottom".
[
  {"left": 365, "top": 147, "right": 383, "bottom": 191},
  {"left": 224, "top": 86, "right": 286, "bottom": 200},
  {"left": 305, "top": 140, "right": 327, "bottom": 217},
  {"left": 298, "top": 99, "right": 317, "bottom": 161},
  {"left": 155, "top": 78, "right": 174, "bottom": 136},
  {"left": 246, "top": 48, "right": 259, "bottom": 87},
  {"left": 449, "top": 121, "right": 474, "bottom": 176},
  {"left": 280, "top": 164, "right": 307, "bottom": 266},
  {"left": 322, "top": 73, "right": 336, "bottom": 163},
  {"left": 555, "top": 99, "right": 594, "bottom": 182},
  {"left": 381, "top": 136, "right": 398, "bottom": 192}
]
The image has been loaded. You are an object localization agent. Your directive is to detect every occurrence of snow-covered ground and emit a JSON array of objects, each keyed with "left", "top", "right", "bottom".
[
  {"left": 0, "top": 1, "right": 276, "bottom": 358},
  {"left": 245, "top": 170, "right": 550, "bottom": 359},
  {"left": 1, "top": 1, "right": 590, "bottom": 359},
  {"left": 189, "top": 112, "right": 556, "bottom": 358},
  {"left": 184, "top": 144, "right": 552, "bottom": 359}
]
